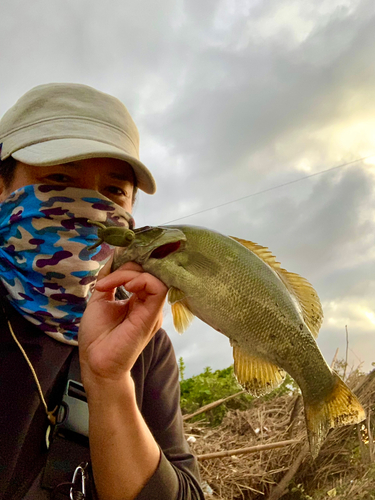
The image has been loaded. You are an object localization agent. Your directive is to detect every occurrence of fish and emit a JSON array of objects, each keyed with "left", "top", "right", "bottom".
[{"left": 106, "top": 224, "right": 365, "bottom": 458}]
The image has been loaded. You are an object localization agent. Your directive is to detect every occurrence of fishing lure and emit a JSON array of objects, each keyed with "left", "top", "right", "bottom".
[{"left": 88, "top": 221, "right": 135, "bottom": 249}]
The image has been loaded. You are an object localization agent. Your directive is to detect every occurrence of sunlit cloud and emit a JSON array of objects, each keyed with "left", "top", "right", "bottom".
[
  {"left": 364, "top": 311, "right": 375, "bottom": 326},
  {"left": 324, "top": 300, "right": 375, "bottom": 330}
]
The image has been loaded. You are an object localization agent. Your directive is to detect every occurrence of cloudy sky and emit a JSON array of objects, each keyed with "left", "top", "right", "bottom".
[{"left": 1, "top": 0, "right": 374, "bottom": 377}]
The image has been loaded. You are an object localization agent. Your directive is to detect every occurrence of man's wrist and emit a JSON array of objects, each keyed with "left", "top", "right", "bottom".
[{"left": 83, "top": 370, "right": 136, "bottom": 405}]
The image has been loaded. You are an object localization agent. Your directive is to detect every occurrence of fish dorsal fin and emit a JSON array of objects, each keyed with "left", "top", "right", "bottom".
[
  {"left": 232, "top": 344, "right": 285, "bottom": 397},
  {"left": 230, "top": 236, "right": 323, "bottom": 338},
  {"left": 168, "top": 287, "right": 195, "bottom": 334},
  {"left": 276, "top": 269, "right": 323, "bottom": 338},
  {"left": 230, "top": 237, "right": 282, "bottom": 269}
]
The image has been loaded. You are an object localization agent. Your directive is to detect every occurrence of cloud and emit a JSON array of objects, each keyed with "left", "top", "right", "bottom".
[{"left": 1, "top": 0, "right": 375, "bottom": 375}]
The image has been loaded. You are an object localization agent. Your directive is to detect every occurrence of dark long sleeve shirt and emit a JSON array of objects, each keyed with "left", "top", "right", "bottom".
[{"left": 0, "top": 297, "right": 204, "bottom": 499}]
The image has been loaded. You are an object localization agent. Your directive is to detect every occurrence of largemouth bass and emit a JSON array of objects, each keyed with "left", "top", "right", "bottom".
[{"left": 100, "top": 224, "right": 365, "bottom": 457}]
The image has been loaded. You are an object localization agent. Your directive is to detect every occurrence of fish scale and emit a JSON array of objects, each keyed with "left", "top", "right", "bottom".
[
  {"left": 108, "top": 223, "right": 365, "bottom": 458},
  {"left": 181, "top": 231, "right": 309, "bottom": 369}
]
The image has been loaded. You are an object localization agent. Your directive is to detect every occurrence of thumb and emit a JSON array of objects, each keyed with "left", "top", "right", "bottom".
[
  {"left": 90, "top": 256, "right": 117, "bottom": 304},
  {"left": 97, "top": 255, "right": 114, "bottom": 281}
]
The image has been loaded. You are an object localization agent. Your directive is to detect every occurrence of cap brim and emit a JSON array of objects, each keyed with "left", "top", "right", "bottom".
[{"left": 12, "top": 138, "right": 156, "bottom": 194}]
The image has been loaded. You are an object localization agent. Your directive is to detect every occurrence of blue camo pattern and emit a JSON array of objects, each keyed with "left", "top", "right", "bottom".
[{"left": 0, "top": 184, "right": 133, "bottom": 344}]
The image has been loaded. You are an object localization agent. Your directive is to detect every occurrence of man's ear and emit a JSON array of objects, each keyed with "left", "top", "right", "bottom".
[{"left": 0, "top": 176, "right": 7, "bottom": 202}]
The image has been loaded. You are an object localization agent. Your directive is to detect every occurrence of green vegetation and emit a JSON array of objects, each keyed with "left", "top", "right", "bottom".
[
  {"left": 180, "top": 364, "right": 250, "bottom": 425},
  {"left": 179, "top": 359, "right": 298, "bottom": 426},
  {"left": 178, "top": 356, "right": 186, "bottom": 381}
]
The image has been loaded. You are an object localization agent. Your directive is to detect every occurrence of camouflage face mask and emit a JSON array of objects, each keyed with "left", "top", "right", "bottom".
[{"left": 0, "top": 184, "right": 133, "bottom": 345}]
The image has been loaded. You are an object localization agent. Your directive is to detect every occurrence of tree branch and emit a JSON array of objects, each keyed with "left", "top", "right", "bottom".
[
  {"left": 196, "top": 439, "right": 300, "bottom": 461},
  {"left": 183, "top": 390, "right": 246, "bottom": 421}
]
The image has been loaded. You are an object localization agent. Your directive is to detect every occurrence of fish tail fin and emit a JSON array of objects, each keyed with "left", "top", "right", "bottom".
[{"left": 304, "top": 372, "right": 365, "bottom": 458}]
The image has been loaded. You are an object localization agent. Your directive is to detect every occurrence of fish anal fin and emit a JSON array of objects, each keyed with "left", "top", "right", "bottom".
[
  {"left": 304, "top": 372, "right": 365, "bottom": 458},
  {"left": 233, "top": 345, "right": 285, "bottom": 397},
  {"left": 170, "top": 299, "right": 195, "bottom": 334}
]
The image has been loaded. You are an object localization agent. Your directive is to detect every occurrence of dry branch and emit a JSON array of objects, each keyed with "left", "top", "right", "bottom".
[
  {"left": 344, "top": 325, "right": 349, "bottom": 380},
  {"left": 197, "top": 439, "right": 300, "bottom": 461},
  {"left": 267, "top": 443, "right": 309, "bottom": 500},
  {"left": 182, "top": 390, "right": 246, "bottom": 421},
  {"left": 286, "top": 395, "right": 302, "bottom": 439},
  {"left": 367, "top": 408, "right": 374, "bottom": 462},
  {"left": 330, "top": 347, "right": 339, "bottom": 369},
  {"left": 184, "top": 368, "right": 375, "bottom": 499}
]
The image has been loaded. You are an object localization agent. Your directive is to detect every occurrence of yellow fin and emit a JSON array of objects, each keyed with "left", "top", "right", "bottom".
[
  {"left": 230, "top": 237, "right": 282, "bottom": 269},
  {"left": 168, "top": 287, "right": 186, "bottom": 305},
  {"left": 304, "top": 372, "right": 365, "bottom": 458},
  {"left": 230, "top": 236, "right": 323, "bottom": 338},
  {"left": 168, "top": 288, "right": 195, "bottom": 334},
  {"left": 233, "top": 344, "right": 285, "bottom": 397},
  {"left": 276, "top": 269, "right": 323, "bottom": 338}
]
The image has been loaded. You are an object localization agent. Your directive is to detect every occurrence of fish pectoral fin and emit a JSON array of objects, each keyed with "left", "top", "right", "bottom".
[
  {"left": 186, "top": 251, "right": 220, "bottom": 275},
  {"left": 304, "top": 372, "right": 365, "bottom": 459},
  {"left": 230, "top": 236, "right": 323, "bottom": 338},
  {"left": 233, "top": 345, "right": 285, "bottom": 397}
]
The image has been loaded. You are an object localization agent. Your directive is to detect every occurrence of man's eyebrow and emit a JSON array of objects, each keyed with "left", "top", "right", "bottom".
[
  {"left": 107, "top": 172, "right": 133, "bottom": 182},
  {"left": 59, "top": 162, "right": 80, "bottom": 169}
]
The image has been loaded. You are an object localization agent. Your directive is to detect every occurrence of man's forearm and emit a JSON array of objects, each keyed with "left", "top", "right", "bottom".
[{"left": 86, "top": 374, "right": 161, "bottom": 500}]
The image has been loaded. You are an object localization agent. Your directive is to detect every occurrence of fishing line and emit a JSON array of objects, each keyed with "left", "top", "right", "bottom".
[{"left": 162, "top": 154, "right": 375, "bottom": 224}]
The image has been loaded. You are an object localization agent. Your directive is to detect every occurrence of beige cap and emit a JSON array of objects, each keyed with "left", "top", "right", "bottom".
[{"left": 0, "top": 83, "right": 156, "bottom": 194}]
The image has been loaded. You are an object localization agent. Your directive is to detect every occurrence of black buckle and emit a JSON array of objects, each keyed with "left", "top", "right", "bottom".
[{"left": 57, "top": 379, "right": 89, "bottom": 438}]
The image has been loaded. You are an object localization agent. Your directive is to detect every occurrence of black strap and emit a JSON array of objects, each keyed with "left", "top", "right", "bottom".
[
  {"left": 42, "top": 435, "right": 90, "bottom": 489},
  {"left": 41, "top": 349, "right": 93, "bottom": 498},
  {"left": 66, "top": 347, "right": 83, "bottom": 383}
]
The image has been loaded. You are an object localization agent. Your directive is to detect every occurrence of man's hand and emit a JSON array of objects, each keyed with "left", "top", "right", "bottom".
[
  {"left": 79, "top": 260, "right": 168, "bottom": 386},
  {"left": 78, "top": 260, "right": 166, "bottom": 499}
]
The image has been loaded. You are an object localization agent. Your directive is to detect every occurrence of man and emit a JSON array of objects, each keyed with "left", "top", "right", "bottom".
[{"left": 0, "top": 84, "right": 204, "bottom": 499}]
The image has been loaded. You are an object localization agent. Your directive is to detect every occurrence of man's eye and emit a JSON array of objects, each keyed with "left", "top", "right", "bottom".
[
  {"left": 45, "top": 174, "right": 72, "bottom": 183},
  {"left": 106, "top": 186, "right": 126, "bottom": 196}
]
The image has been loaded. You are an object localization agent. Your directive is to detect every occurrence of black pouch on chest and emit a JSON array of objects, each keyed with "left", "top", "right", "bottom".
[{"left": 42, "top": 349, "right": 94, "bottom": 499}]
